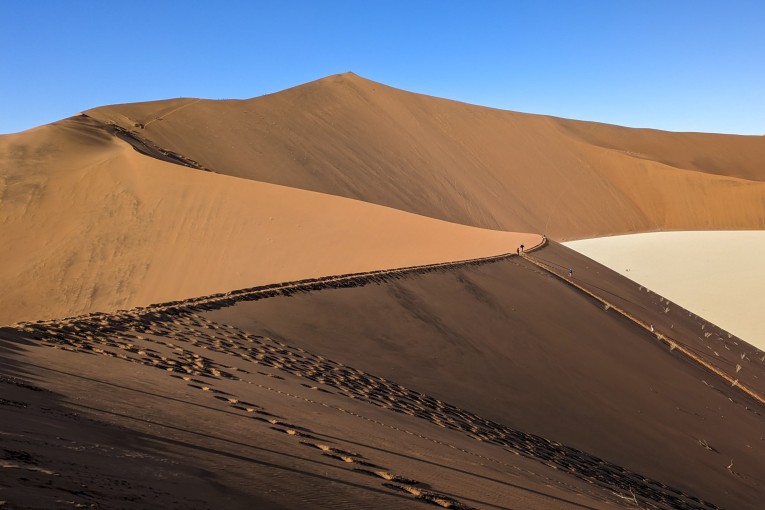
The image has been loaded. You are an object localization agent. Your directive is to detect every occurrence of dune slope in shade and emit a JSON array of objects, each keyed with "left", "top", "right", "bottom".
[
  {"left": 87, "top": 73, "right": 765, "bottom": 240},
  {"left": 204, "top": 242, "right": 765, "bottom": 510},
  {"left": 0, "top": 116, "right": 538, "bottom": 324},
  {"left": 565, "top": 231, "right": 765, "bottom": 351},
  {"left": 0, "top": 307, "right": 628, "bottom": 510}
]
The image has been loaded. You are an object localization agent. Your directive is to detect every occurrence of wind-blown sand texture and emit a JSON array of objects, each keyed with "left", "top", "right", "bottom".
[
  {"left": 1, "top": 73, "right": 765, "bottom": 509},
  {"left": 565, "top": 231, "right": 765, "bottom": 351}
]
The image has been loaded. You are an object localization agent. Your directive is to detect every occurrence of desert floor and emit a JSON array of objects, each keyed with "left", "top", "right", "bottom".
[{"left": 565, "top": 231, "right": 765, "bottom": 351}]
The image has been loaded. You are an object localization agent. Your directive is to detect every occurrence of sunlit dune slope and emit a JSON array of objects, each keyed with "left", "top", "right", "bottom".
[
  {"left": 3, "top": 73, "right": 764, "bottom": 510},
  {"left": 205, "top": 242, "right": 765, "bottom": 510},
  {"left": 87, "top": 73, "right": 765, "bottom": 240},
  {"left": 0, "top": 116, "right": 537, "bottom": 324}
]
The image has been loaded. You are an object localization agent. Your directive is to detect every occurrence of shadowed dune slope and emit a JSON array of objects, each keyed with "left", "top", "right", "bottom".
[
  {"left": 2, "top": 245, "right": 763, "bottom": 509},
  {"left": 0, "top": 115, "right": 538, "bottom": 324},
  {"left": 86, "top": 73, "right": 765, "bottom": 240},
  {"left": 205, "top": 242, "right": 765, "bottom": 510},
  {"left": 0, "top": 298, "right": 633, "bottom": 510}
]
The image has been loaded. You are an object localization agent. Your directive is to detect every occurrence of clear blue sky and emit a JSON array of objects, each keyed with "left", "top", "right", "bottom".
[{"left": 2, "top": 1, "right": 764, "bottom": 135}]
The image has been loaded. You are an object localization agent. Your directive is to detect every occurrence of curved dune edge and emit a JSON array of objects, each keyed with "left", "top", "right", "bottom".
[{"left": 0, "top": 117, "right": 539, "bottom": 324}]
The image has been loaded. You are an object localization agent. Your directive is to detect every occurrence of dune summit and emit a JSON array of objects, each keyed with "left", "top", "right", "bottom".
[{"left": 1, "top": 73, "right": 764, "bottom": 509}]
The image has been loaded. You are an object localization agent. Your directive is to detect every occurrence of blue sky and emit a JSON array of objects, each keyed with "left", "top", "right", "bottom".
[{"left": 1, "top": 1, "right": 763, "bottom": 134}]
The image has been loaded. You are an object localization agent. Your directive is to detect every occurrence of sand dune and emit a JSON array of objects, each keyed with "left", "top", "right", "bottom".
[
  {"left": 4, "top": 73, "right": 763, "bottom": 324},
  {"left": 0, "top": 115, "right": 537, "bottom": 324},
  {"left": 554, "top": 118, "right": 765, "bottom": 181},
  {"left": 2, "top": 242, "right": 762, "bottom": 509},
  {"left": 2, "top": 73, "right": 764, "bottom": 509},
  {"left": 86, "top": 72, "right": 765, "bottom": 240},
  {"left": 203, "top": 242, "right": 764, "bottom": 509}
]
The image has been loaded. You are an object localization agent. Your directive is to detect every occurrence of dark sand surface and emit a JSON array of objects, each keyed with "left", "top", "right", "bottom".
[
  {"left": 205, "top": 243, "right": 765, "bottom": 509},
  {"left": 2, "top": 245, "right": 762, "bottom": 509}
]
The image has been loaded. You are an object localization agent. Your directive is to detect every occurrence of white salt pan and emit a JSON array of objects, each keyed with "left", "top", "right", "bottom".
[{"left": 565, "top": 231, "right": 765, "bottom": 352}]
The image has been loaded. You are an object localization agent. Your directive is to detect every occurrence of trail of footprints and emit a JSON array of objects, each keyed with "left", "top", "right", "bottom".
[{"left": 14, "top": 308, "right": 720, "bottom": 510}]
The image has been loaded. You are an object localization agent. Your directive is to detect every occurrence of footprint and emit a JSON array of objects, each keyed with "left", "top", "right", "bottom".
[
  {"left": 355, "top": 469, "right": 419, "bottom": 485},
  {"left": 269, "top": 427, "right": 317, "bottom": 439},
  {"left": 321, "top": 452, "right": 378, "bottom": 467},
  {"left": 298, "top": 441, "right": 361, "bottom": 458},
  {"left": 383, "top": 483, "right": 475, "bottom": 510}
]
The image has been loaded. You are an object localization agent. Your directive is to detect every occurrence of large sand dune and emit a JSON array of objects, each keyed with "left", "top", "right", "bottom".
[
  {"left": 4, "top": 72, "right": 764, "bottom": 324},
  {"left": 0, "top": 115, "right": 537, "bottom": 324},
  {"left": 1, "top": 74, "right": 764, "bottom": 509},
  {"left": 86, "top": 73, "right": 765, "bottom": 240}
]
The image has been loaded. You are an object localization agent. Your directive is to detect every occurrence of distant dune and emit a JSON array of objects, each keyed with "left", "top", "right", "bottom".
[
  {"left": 86, "top": 72, "right": 765, "bottom": 240},
  {"left": 4, "top": 72, "right": 764, "bottom": 323}
]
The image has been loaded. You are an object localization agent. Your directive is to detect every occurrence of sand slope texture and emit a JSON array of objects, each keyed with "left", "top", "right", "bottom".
[
  {"left": 87, "top": 72, "right": 765, "bottom": 240},
  {"left": 0, "top": 115, "right": 537, "bottom": 324},
  {"left": 2, "top": 242, "right": 763, "bottom": 509}
]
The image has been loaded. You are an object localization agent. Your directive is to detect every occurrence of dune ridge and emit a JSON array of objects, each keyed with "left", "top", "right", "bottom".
[
  {"left": 199, "top": 242, "right": 764, "bottom": 509},
  {"left": 0, "top": 115, "right": 538, "bottom": 324},
  {"left": 16, "top": 242, "right": 543, "bottom": 328},
  {"left": 521, "top": 251, "right": 765, "bottom": 406}
]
